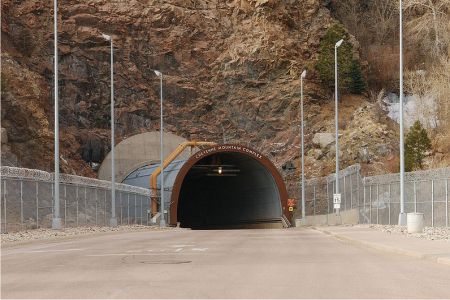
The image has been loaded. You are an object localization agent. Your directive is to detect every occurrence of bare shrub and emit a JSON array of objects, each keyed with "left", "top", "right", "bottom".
[{"left": 404, "top": 0, "right": 450, "bottom": 59}]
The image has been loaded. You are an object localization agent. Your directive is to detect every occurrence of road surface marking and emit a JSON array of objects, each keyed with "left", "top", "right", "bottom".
[
  {"left": 86, "top": 253, "right": 204, "bottom": 257},
  {"left": 3, "top": 248, "right": 85, "bottom": 256},
  {"left": 27, "top": 248, "right": 85, "bottom": 253},
  {"left": 192, "top": 248, "right": 208, "bottom": 251}
]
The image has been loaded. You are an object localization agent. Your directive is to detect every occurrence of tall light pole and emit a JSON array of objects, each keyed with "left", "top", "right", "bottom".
[
  {"left": 335, "top": 39, "right": 344, "bottom": 213},
  {"left": 154, "top": 70, "right": 166, "bottom": 227},
  {"left": 398, "top": 0, "right": 407, "bottom": 225},
  {"left": 101, "top": 33, "right": 117, "bottom": 227},
  {"left": 52, "top": 0, "right": 62, "bottom": 230},
  {"left": 300, "top": 70, "right": 307, "bottom": 220}
]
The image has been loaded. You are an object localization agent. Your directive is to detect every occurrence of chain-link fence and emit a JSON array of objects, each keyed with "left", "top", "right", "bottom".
[
  {"left": 0, "top": 167, "right": 151, "bottom": 233},
  {"left": 288, "top": 165, "right": 361, "bottom": 218},
  {"left": 361, "top": 168, "right": 450, "bottom": 227},
  {"left": 292, "top": 164, "right": 450, "bottom": 227}
]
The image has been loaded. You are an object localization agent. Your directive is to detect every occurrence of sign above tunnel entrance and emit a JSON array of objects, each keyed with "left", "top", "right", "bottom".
[
  {"left": 194, "top": 145, "right": 263, "bottom": 161},
  {"left": 170, "top": 143, "right": 290, "bottom": 226}
]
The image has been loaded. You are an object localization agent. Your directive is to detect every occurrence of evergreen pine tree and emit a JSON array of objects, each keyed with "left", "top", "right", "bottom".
[
  {"left": 315, "top": 24, "right": 354, "bottom": 90},
  {"left": 405, "top": 121, "right": 431, "bottom": 171},
  {"left": 349, "top": 59, "right": 365, "bottom": 94}
]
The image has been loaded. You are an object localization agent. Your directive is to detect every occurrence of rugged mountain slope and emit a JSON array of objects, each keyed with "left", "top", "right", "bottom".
[{"left": 1, "top": 0, "right": 398, "bottom": 181}]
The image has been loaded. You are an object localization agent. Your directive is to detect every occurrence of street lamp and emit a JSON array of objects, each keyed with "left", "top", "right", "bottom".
[
  {"left": 154, "top": 69, "right": 166, "bottom": 227},
  {"left": 334, "top": 38, "right": 344, "bottom": 214},
  {"left": 300, "top": 70, "right": 307, "bottom": 221},
  {"left": 399, "top": 0, "right": 407, "bottom": 225},
  {"left": 101, "top": 33, "right": 117, "bottom": 227},
  {"left": 52, "top": 0, "right": 62, "bottom": 230}
]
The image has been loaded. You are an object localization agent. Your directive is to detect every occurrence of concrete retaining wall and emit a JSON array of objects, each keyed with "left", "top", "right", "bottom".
[{"left": 295, "top": 208, "right": 359, "bottom": 226}]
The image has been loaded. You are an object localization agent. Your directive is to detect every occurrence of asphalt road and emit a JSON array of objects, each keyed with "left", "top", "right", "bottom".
[{"left": 2, "top": 228, "right": 450, "bottom": 299}]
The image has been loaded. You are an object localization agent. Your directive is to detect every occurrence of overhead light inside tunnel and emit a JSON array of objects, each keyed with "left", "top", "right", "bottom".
[
  {"left": 206, "top": 173, "right": 238, "bottom": 177},
  {"left": 203, "top": 165, "right": 241, "bottom": 177}
]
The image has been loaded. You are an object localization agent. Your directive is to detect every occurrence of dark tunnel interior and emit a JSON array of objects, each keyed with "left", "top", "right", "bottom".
[{"left": 177, "top": 153, "right": 282, "bottom": 229}]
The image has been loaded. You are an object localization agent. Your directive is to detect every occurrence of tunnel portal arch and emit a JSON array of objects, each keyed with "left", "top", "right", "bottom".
[{"left": 170, "top": 145, "right": 290, "bottom": 228}]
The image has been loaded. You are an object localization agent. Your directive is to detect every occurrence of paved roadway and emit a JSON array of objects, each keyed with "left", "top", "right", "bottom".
[{"left": 2, "top": 228, "right": 450, "bottom": 299}]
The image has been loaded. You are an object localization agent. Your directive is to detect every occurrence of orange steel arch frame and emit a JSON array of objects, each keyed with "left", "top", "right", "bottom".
[
  {"left": 168, "top": 144, "right": 291, "bottom": 226},
  {"left": 150, "top": 141, "right": 217, "bottom": 216}
]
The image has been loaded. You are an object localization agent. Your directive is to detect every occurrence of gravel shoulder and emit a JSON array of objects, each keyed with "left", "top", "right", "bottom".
[
  {"left": 366, "top": 224, "right": 449, "bottom": 241},
  {"left": 1, "top": 225, "right": 182, "bottom": 247}
]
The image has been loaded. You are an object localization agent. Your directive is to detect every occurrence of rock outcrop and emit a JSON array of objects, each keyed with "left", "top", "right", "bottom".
[
  {"left": 1, "top": 0, "right": 398, "bottom": 181},
  {"left": 312, "top": 132, "right": 334, "bottom": 149}
]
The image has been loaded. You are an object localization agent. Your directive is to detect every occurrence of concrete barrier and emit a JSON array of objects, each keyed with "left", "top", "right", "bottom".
[{"left": 295, "top": 208, "right": 359, "bottom": 226}]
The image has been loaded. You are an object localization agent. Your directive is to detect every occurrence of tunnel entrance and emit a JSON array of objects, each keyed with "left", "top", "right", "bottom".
[{"left": 170, "top": 145, "right": 289, "bottom": 229}]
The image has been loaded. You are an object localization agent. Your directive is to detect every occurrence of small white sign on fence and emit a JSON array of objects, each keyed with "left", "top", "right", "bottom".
[{"left": 333, "top": 193, "right": 341, "bottom": 209}]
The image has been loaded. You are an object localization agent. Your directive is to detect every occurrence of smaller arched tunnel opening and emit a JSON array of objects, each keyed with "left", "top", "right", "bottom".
[{"left": 171, "top": 146, "right": 289, "bottom": 229}]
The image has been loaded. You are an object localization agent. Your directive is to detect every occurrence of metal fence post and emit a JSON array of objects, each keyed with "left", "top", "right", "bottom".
[
  {"left": 333, "top": 181, "right": 336, "bottom": 215},
  {"left": 64, "top": 184, "right": 67, "bottom": 228},
  {"left": 414, "top": 181, "right": 417, "bottom": 213},
  {"left": 84, "top": 187, "right": 87, "bottom": 225},
  {"left": 120, "top": 191, "right": 123, "bottom": 225},
  {"left": 446, "top": 179, "right": 448, "bottom": 228},
  {"left": 127, "top": 193, "right": 130, "bottom": 225},
  {"left": 134, "top": 194, "right": 137, "bottom": 224},
  {"left": 313, "top": 185, "right": 316, "bottom": 216},
  {"left": 146, "top": 196, "right": 149, "bottom": 226},
  {"left": 76, "top": 185, "right": 79, "bottom": 227},
  {"left": 140, "top": 196, "right": 143, "bottom": 225},
  {"left": 388, "top": 183, "right": 391, "bottom": 225},
  {"left": 343, "top": 175, "right": 346, "bottom": 211},
  {"left": 95, "top": 188, "right": 98, "bottom": 226},
  {"left": 20, "top": 180, "right": 24, "bottom": 229},
  {"left": 36, "top": 182, "right": 39, "bottom": 228},
  {"left": 104, "top": 189, "right": 107, "bottom": 226},
  {"left": 326, "top": 180, "right": 330, "bottom": 215},
  {"left": 363, "top": 183, "right": 366, "bottom": 224},
  {"left": 350, "top": 173, "right": 353, "bottom": 209},
  {"left": 431, "top": 179, "right": 434, "bottom": 227},
  {"left": 51, "top": 182, "right": 54, "bottom": 215},
  {"left": 303, "top": 183, "right": 307, "bottom": 218},
  {"left": 357, "top": 172, "right": 360, "bottom": 209},
  {"left": 376, "top": 184, "right": 379, "bottom": 224},
  {"left": 369, "top": 185, "right": 372, "bottom": 224},
  {"left": 3, "top": 180, "right": 7, "bottom": 233}
]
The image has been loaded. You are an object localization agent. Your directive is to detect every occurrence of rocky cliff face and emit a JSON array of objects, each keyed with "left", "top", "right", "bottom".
[{"left": 1, "top": 0, "right": 398, "bottom": 181}]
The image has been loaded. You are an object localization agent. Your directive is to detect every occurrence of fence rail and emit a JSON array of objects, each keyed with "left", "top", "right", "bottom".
[
  {"left": 1, "top": 167, "right": 151, "bottom": 233},
  {"left": 2, "top": 165, "right": 449, "bottom": 232},
  {"left": 291, "top": 165, "right": 450, "bottom": 227}
]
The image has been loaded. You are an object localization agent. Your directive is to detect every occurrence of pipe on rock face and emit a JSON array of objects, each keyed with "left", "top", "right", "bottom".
[{"left": 149, "top": 141, "right": 216, "bottom": 216}]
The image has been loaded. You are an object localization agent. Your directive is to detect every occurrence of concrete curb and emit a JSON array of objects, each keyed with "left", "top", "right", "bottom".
[
  {"left": 313, "top": 227, "right": 450, "bottom": 267},
  {"left": 1, "top": 226, "right": 183, "bottom": 248}
]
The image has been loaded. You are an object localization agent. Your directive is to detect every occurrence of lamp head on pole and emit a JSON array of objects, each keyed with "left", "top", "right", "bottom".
[
  {"left": 101, "top": 33, "right": 111, "bottom": 41},
  {"left": 301, "top": 70, "right": 307, "bottom": 79},
  {"left": 335, "top": 39, "right": 344, "bottom": 48},
  {"left": 154, "top": 70, "right": 162, "bottom": 77}
]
